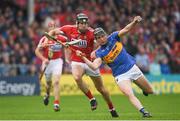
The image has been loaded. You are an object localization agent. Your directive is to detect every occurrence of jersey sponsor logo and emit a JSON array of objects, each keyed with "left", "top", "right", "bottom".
[
  {"left": 49, "top": 44, "right": 62, "bottom": 52},
  {"left": 103, "top": 42, "right": 123, "bottom": 63},
  {"left": 72, "top": 39, "right": 87, "bottom": 48}
]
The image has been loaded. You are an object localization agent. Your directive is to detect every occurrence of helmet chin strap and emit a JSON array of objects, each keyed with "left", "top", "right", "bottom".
[
  {"left": 77, "top": 25, "right": 87, "bottom": 34},
  {"left": 78, "top": 29, "right": 87, "bottom": 34}
]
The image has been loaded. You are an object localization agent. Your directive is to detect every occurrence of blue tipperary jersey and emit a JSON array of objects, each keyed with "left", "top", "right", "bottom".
[{"left": 95, "top": 31, "right": 135, "bottom": 77}]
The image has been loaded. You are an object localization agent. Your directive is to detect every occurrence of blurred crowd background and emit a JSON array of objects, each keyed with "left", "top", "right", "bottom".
[{"left": 0, "top": 0, "right": 180, "bottom": 77}]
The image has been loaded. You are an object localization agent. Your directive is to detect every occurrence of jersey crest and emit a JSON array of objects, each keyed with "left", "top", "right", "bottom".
[
  {"left": 49, "top": 44, "right": 62, "bottom": 52},
  {"left": 72, "top": 38, "right": 87, "bottom": 48},
  {"left": 103, "top": 42, "right": 123, "bottom": 63}
]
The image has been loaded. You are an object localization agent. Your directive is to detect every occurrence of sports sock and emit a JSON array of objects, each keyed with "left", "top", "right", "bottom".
[
  {"left": 108, "top": 102, "right": 114, "bottom": 110},
  {"left": 139, "top": 107, "right": 146, "bottom": 114},
  {"left": 85, "top": 90, "right": 94, "bottom": 100},
  {"left": 54, "top": 100, "right": 59, "bottom": 105}
]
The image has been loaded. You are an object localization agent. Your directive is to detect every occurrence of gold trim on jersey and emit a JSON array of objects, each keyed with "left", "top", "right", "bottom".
[
  {"left": 103, "top": 42, "right": 123, "bottom": 63},
  {"left": 48, "top": 49, "right": 54, "bottom": 59}
]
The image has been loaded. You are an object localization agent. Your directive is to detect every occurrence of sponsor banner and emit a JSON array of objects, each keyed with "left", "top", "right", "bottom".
[
  {"left": 0, "top": 75, "right": 40, "bottom": 96},
  {"left": 40, "top": 74, "right": 180, "bottom": 95},
  {"left": 147, "top": 75, "right": 180, "bottom": 94}
]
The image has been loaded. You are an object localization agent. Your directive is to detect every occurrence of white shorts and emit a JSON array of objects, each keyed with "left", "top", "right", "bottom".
[
  {"left": 71, "top": 61, "right": 100, "bottom": 77},
  {"left": 115, "top": 64, "right": 143, "bottom": 85},
  {"left": 42, "top": 58, "right": 63, "bottom": 82}
]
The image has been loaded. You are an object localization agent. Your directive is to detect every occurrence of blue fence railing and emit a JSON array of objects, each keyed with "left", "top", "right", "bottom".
[
  {"left": 145, "top": 74, "right": 180, "bottom": 94},
  {"left": 0, "top": 75, "right": 40, "bottom": 96},
  {"left": 0, "top": 74, "right": 180, "bottom": 96}
]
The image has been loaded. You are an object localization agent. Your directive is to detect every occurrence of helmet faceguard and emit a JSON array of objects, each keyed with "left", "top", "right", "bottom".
[
  {"left": 76, "top": 13, "right": 89, "bottom": 24},
  {"left": 94, "top": 27, "right": 106, "bottom": 39}
]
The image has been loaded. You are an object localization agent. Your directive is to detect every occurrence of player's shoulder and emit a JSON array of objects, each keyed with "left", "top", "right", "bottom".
[
  {"left": 62, "top": 24, "right": 75, "bottom": 27},
  {"left": 86, "top": 27, "right": 94, "bottom": 37},
  {"left": 108, "top": 31, "right": 120, "bottom": 40},
  {"left": 60, "top": 25, "right": 77, "bottom": 33},
  {"left": 87, "top": 27, "right": 94, "bottom": 32},
  {"left": 39, "top": 36, "right": 46, "bottom": 42},
  {"left": 109, "top": 31, "right": 119, "bottom": 37},
  {"left": 60, "top": 25, "right": 76, "bottom": 29}
]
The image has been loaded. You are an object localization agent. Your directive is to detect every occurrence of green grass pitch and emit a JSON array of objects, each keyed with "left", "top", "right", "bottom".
[{"left": 0, "top": 94, "right": 180, "bottom": 120}]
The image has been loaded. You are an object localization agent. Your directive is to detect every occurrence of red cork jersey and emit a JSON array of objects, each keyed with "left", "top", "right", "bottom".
[
  {"left": 59, "top": 25, "right": 94, "bottom": 62},
  {"left": 37, "top": 35, "right": 66, "bottom": 59}
]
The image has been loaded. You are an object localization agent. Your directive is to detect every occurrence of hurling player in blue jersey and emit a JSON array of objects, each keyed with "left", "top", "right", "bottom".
[{"left": 76, "top": 16, "right": 154, "bottom": 118}]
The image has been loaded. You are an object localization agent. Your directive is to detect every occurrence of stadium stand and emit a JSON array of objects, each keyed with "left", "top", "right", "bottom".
[{"left": 0, "top": 0, "right": 179, "bottom": 76}]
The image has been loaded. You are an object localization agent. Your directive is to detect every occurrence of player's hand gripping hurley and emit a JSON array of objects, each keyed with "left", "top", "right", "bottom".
[
  {"left": 39, "top": 52, "right": 52, "bottom": 82},
  {"left": 44, "top": 32, "right": 85, "bottom": 57},
  {"left": 39, "top": 32, "right": 84, "bottom": 82}
]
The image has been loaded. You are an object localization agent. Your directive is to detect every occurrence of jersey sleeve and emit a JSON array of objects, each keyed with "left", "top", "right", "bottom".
[
  {"left": 109, "top": 31, "right": 121, "bottom": 42},
  {"left": 37, "top": 36, "right": 46, "bottom": 48},
  {"left": 55, "top": 34, "right": 68, "bottom": 43},
  {"left": 95, "top": 49, "right": 103, "bottom": 58},
  {"left": 59, "top": 25, "right": 71, "bottom": 35}
]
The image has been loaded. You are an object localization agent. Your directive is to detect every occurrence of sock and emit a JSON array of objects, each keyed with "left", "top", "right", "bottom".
[
  {"left": 108, "top": 102, "right": 114, "bottom": 111},
  {"left": 47, "top": 92, "right": 50, "bottom": 96},
  {"left": 54, "top": 100, "right": 59, "bottom": 105},
  {"left": 143, "top": 91, "right": 148, "bottom": 96},
  {"left": 139, "top": 107, "right": 146, "bottom": 114},
  {"left": 85, "top": 90, "right": 94, "bottom": 100}
]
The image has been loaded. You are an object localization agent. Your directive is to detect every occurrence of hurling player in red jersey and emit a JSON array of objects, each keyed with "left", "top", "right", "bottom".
[
  {"left": 35, "top": 21, "right": 67, "bottom": 111},
  {"left": 48, "top": 13, "right": 119, "bottom": 117}
]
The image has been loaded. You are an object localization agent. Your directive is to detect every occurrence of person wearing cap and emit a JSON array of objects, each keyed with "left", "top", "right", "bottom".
[
  {"left": 76, "top": 16, "right": 154, "bottom": 118},
  {"left": 48, "top": 13, "right": 119, "bottom": 117},
  {"left": 35, "top": 21, "right": 67, "bottom": 111}
]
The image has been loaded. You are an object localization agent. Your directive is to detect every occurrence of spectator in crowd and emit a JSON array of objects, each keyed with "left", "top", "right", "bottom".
[
  {"left": 135, "top": 45, "right": 150, "bottom": 74},
  {"left": 160, "top": 57, "right": 171, "bottom": 74},
  {"left": 18, "top": 56, "right": 29, "bottom": 75},
  {"left": 149, "top": 60, "right": 161, "bottom": 76},
  {"left": 0, "top": 53, "right": 12, "bottom": 76},
  {"left": 0, "top": 0, "right": 180, "bottom": 76}
]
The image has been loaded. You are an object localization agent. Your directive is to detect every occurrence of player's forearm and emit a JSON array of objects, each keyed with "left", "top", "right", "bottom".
[
  {"left": 124, "top": 21, "right": 137, "bottom": 32},
  {"left": 82, "top": 57, "right": 99, "bottom": 70},
  {"left": 118, "top": 21, "right": 137, "bottom": 37},
  {"left": 48, "top": 28, "right": 61, "bottom": 36},
  {"left": 118, "top": 16, "right": 142, "bottom": 37},
  {"left": 35, "top": 48, "right": 47, "bottom": 61}
]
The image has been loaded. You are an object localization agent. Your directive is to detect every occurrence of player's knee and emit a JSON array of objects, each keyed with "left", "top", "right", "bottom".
[
  {"left": 73, "top": 75, "right": 82, "bottom": 82},
  {"left": 146, "top": 87, "right": 154, "bottom": 94},
  {"left": 53, "top": 81, "right": 59, "bottom": 87}
]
